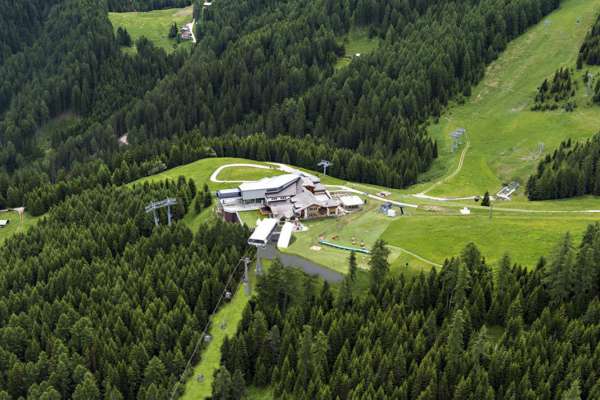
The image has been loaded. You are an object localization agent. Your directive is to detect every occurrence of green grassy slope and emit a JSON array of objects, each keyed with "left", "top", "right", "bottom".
[
  {"left": 109, "top": 7, "right": 194, "bottom": 53},
  {"left": 415, "top": 0, "right": 600, "bottom": 198},
  {"left": 133, "top": 158, "right": 278, "bottom": 190},
  {"left": 381, "top": 210, "right": 598, "bottom": 267},
  {"left": 0, "top": 212, "right": 39, "bottom": 245},
  {"left": 180, "top": 282, "right": 252, "bottom": 400}
]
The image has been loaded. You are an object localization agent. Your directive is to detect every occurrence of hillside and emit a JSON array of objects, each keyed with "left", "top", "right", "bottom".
[
  {"left": 420, "top": 0, "right": 600, "bottom": 199},
  {"left": 0, "top": 0, "right": 600, "bottom": 399}
]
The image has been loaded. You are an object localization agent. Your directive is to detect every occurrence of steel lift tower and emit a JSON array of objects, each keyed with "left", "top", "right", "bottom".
[
  {"left": 318, "top": 160, "right": 332, "bottom": 175},
  {"left": 145, "top": 198, "right": 178, "bottom": 226}
]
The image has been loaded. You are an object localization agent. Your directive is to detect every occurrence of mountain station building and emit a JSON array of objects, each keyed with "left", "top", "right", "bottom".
[{"left": 217, "top": 173, "right": 342, "bottom": 221}]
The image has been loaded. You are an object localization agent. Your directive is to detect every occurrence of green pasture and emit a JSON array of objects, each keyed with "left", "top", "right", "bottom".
[
  {"left": 418, "top": 0, "right": 600, "bottom": 198},
  {"left": 381, "top": 209, "right": 599, "bottom": 268},
  {"left": 109, "top": 7, "right": 194, "bottom": 53},
  {"left": 216, "top": 165, "right": 283, "bottom": 182}
]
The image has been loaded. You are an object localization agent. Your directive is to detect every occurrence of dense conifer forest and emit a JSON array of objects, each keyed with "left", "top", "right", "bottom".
[
  {"left": 216, "top": 231, "right": 600, "bottom": 399},
  {"left": 0, "top": 0, "right": 61, "bottom": 65},
  {"left": 527, "top": 135, "right": 600, "bottom": 200},
  {"left": 126, "top": 0, "right": 559, "bottom": 188},
  {"left": 0, "top": 0, "right": 561, "bottom": 216},
  {"left": 0, "top": 179, "right": 250, "bottom": 399}
]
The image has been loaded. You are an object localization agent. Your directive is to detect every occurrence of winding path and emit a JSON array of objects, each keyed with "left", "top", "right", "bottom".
[
  {"left": 416, "top": 140, "right": 470, "bottom": 198},
  {"left": 209, "top": 163, "right": 274, "bottom": 183},
  {"left": 388, "top": 245, "right": 442, "bottom": 268},
  {"left": 186, "top": 20, "right": 197, "bottom": 43}
]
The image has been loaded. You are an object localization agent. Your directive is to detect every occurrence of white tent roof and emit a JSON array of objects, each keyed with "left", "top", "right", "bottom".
[
  {"left": 239, "top": 174, "right": 299, "bottom": 192},
  {"left": 340, "top": 195, "right": 364, "bottom": 207},
  {"left": 0, "top": 220, "right": 8, "bottom": 226},
  {"left": 277, "top": 222, "right": 294, "bottom": 249}
]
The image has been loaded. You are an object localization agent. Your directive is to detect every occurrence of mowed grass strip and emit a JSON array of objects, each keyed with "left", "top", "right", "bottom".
[
  {"left": 108, "top": 7, "right": 194, "bottom": 53},
  {"left": 180, "top": 282, "right": 251, "bottom": 400},
  {"left": 216, "top": 165, "right": 283, "bottom": 182},
  {"left": 424, "top": 0, "right": 600, "bottom": 197}
]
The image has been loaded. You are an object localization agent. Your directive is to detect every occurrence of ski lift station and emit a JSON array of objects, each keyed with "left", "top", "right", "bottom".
[{"left": 248, "top": 218, "right": 278, "bottom": 247}]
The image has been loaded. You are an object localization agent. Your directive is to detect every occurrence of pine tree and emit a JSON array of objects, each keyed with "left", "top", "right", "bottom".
[
  {"left": 348, "top": 251, "right": 357, "bottom": 281},
  {"left": 169, "top": 22, "right": 178, "bottom": 39},
  {"left": 231, "top": 369, "right": 246, "bottom": 399},
  {"left": 72, "top": 372, "right": 100, "bottom": 400},
  {"left": 544, "top": 233, "right": 575, "bottom": 305},
  {"left": 194, "top": 196, "right": 202, "bottom": 215},
  {"left": 562, "top": 379, "right": 581, "bottom": 400},
  {"left": 446, "top": 309, "right": 466, "bottom": 386},
  {"left": 369, "top": 240, "right": 390, "bottom": 291},
  {"left": 212, "top": 367, "right": 233, "bottom": 400},
  {"left": 481, "top": 191, "right": 490, "bottom": 207}
]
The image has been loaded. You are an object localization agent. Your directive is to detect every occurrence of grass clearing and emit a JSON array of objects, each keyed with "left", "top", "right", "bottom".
[
  {"left": 109, "top": 7, "right": 194, "bottom": 54},
  {"left": 335, "top": 29, "right": 380, "bottom": 69},
  {"left": 0, "top": 212, "right": 39, "bottom": 245},
  {"left": 140, "top": 156, "right": 598, "bottom": 270},
  {"left": 238, "top": 210, "right": 262, "bottom": 228},
  {"left": 421, "top": 0, "right": 600, "bottom": 198},
  {"left": 246, "top": 387, "right": 274, "bottom": 399}
]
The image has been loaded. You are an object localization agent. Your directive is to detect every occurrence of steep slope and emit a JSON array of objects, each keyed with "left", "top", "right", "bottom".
[{"left": 422, "top": 0, "right": 600, "bottom": 198}]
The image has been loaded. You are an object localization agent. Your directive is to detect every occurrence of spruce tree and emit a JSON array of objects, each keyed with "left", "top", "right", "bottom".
[
  {"left": 348, "top": 251, "right": 357, "bottom": 281},
  {"left": 231, "top": 369, "right": 246, "bottom": 399},
  {"left": 481, "top": 191, "right": 490, "bottom": 207},
  {"left": 169, "top": 22, "right": 178, "bottom": 39},
  {"left": 369, "top": 240, "right": 390, "bottom": 291},
  {"left": 212, "top": 367, "right": 233, "bottom": 400}
]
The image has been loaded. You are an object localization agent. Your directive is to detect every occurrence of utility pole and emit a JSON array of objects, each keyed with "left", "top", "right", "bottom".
[
  {"left": 256, "top": 254, "right": 263, "bottom": 275},
  {"left": 242, "top": 256, "right": 251, "bottom": 294},
  {"left": 489, "top": 201, "right": 493, "bottom": 220}
]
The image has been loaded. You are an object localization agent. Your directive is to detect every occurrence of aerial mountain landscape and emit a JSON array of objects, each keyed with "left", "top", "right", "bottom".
[{"left": 0, "top": 0, "right": 600, "bottom": 398}]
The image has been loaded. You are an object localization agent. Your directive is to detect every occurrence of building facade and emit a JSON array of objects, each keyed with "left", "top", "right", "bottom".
[{"left": 217, "top": 173, "right": 342, "bottom": 221}]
